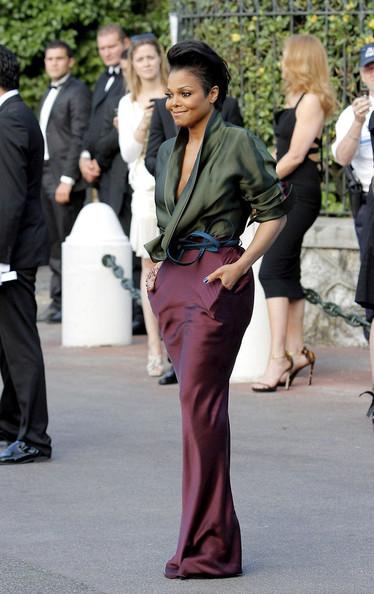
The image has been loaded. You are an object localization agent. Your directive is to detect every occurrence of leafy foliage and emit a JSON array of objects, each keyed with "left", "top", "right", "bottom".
[
  {"left": 0, "top": 0, "right": 170, "bottom": 108},
  {"left": 2, "top": 0, "right": 373, "bottom": 213},
  {"left": 173, "top": 0, "right": 374, "bottom": 213}
]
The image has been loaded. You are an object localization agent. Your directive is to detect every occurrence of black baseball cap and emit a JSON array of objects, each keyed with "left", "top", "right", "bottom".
[{"left": 360, "top": 43, "right": 374, "bottom": 68}]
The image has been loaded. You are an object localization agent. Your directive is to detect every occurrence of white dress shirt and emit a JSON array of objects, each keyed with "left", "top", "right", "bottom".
[
  {"left": 39, "top": 73, "right": 70, "bottom": 160},
  {"left": 39, "top": 73, "right": 74, "bottom": 185},
  {"left": 331, "top": 96, "right": 374, "bottom": 192},
  {"left": 0, "top": 89, "right": 19, "bottom": 108}
]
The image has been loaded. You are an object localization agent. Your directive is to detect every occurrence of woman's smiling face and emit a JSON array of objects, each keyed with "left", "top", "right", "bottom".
[{"left": 165, "top": 68, "right": 218, "bottom": 128}]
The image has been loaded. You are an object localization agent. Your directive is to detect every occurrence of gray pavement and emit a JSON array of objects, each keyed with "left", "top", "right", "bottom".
[{"left": 0, "top": 268, "right": 373, "bottom": 594}]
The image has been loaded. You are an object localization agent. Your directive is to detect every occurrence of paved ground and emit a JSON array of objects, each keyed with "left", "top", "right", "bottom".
[{"left": 0, "top": 268, "right": 373, "bottom": 594}]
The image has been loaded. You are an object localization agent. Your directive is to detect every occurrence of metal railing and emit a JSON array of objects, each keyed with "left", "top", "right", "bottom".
[
  {"left": 172, "top": 0, "right": 373, "bottom": 214},
  {"left": 102, "top": 254, "right": 370, "bottom": 329}
]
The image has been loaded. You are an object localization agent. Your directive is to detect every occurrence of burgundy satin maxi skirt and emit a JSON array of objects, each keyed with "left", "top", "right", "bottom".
[{"left": 149, "top": 246, "right": 254, "bottom": 579}]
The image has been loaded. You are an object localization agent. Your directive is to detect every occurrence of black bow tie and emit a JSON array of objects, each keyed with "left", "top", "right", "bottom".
[
  {"left": 48, "top": 84, "right": 59, "bottom": 90},
  {"left": 107, "top": 66, "right": 121, "bottom": 76}
]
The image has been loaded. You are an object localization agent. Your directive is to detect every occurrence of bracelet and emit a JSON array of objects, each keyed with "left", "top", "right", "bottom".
[{"left": 348, "top": 132, "right": 360, "bottom": 141}]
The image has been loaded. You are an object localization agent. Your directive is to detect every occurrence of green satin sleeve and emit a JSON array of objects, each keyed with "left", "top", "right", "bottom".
[{"left": 239, "top": 131, "right": 287, "bottom": 223}]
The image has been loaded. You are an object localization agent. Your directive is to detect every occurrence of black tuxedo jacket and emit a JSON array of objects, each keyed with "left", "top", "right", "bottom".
[
  {"left": 82, "top": 70, "right": 129, "bottom": 213},
  {"left": 94, "top": 91, "right": 130, "bottom": 215},
  {"left": 83, "top": 70, "right": 124, "bottom": 158},
  {"left": 145, "top": 96, "right": 244, "bottom": 175},
  {"left": 0, "top": 94, "right": 48, "bottom": 268},
  {"left": 39, "top": 75, "right": 91, "bottom": 192}
]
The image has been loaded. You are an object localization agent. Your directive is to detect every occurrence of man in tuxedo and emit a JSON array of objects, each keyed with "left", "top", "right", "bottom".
[
  {"left": 39, "top": 40, "right": 91, "bottom": 323},
  {"left": 80, "top": 24, "right": 144, "bottom": 333},
  {"left": 79, "top": 23, "right": 131, "bottom": 231},
  {"left": 144, "top": 96, "right": 243, "bottom": 385},
  {"left": 0, "top": 45, "right": 52, "bottom": 463}
]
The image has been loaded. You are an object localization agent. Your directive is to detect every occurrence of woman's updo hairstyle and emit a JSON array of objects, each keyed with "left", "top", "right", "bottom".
[{"left": 167, "top": 40, "right": 231, "bottom": 111}]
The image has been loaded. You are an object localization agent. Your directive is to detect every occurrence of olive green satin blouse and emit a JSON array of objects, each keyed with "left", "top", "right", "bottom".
[{"left": 145, "top": 109, "right": 287, "bottom": 262}]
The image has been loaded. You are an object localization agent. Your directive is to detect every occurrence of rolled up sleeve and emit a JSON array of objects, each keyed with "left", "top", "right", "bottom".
[{"left": 239, "top": 132, "right": 288, "bottom": 223}]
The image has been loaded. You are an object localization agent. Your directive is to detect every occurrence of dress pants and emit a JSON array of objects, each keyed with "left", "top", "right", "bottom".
[
  {"left": 149, "top": 247, "right": 254, "bottom": 578},
  {"left": 0, "top": 269, "right": 51, "bottom": 456},
  {"left": 41, "top": 163, "right": 85, "bottom": 311},
  {"left": 353, "top": 195, "right": 374, "bottom": 324}
]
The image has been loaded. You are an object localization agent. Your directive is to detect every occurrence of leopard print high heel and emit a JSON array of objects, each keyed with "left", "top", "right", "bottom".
[{"left": 288, "top": 346, "right": 316, "bottom": 387}]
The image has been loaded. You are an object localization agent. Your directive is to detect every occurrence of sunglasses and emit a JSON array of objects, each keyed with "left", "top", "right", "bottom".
[{"left": 130, "top": 33, "right": 156, "bottom": 43}]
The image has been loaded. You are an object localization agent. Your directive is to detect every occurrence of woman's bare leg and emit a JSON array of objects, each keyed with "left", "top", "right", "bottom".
[
  {"left": 141, "top": 258, "right": 163, "bottom": 370},
  {"left": 252, "top": 297, "right": 291, "bottom": 388}
]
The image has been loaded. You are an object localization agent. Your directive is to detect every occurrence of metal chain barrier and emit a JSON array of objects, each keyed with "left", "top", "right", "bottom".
[
  {"left": 102, "top": 254, "right": 141, "bottom": 302},
  {"left": 102, "top": 255, "right": 371, "bottom": 329},
  {"left": 303, "top": 287, "right": 371, "bottom": 329}
]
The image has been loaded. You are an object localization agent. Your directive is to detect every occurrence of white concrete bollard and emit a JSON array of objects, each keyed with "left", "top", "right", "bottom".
[
  {"left": 62, "top": 202, "right": 133, "bottom": 347},
  {"left": 231, "top": 223, "right": 271, "bottom": 382}
]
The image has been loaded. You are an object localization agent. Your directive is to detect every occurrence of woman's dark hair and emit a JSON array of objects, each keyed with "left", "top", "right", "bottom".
[{"left": 166, "top": 40, "right": 231, "bottom": 110}]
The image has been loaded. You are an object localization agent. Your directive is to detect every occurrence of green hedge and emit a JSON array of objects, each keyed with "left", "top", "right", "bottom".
[
  {"left": 173, "top": 0, "right": 374, "bottom": 213},
  {"left": 0, "top": 0, "right": 170, "bottom": 109},
  {"left": 2, "top": 0, "right": 373, "bottom": 213}
]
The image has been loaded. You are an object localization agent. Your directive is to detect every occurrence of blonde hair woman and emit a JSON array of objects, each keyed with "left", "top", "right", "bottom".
[
  {"left": 252, "top": 34, "right": 336, "bottom": 392},
  {"left": 118, "top": 34, "right": 168, "bottom": 376}
]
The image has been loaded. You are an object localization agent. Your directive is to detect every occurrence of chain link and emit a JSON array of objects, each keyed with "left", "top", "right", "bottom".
[
  {"left": 102, "top": 254, "right": 141, "bottom": 302},
  {"left": 102, "top": 255, "right": 371, "bottom": 329},
  {"left": 303, "top": 287, "right": 371, "bottom": 328}
]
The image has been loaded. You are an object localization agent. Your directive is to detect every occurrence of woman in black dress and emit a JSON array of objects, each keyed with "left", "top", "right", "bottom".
[{"left": 252, "top": 34, "right": 336, "bottom": 392}]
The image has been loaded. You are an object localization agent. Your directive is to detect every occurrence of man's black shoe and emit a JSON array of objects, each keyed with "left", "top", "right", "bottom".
[
  {"left": 132, "top": 301, "right": 146, "bottom": 335},
  {"left": 38, "top": 304, "right": 61, "bottom": 324},
  {"left": 0, "top": 440, "right": 51, "bottom": 464},
  {"left": 159, "top": 367, "right": 178, "bottom": 385},
  {"left": 46, "top": 309, "right": 62, "bottom": 324}
]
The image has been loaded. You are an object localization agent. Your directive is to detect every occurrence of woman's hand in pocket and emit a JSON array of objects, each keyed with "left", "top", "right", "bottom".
[{"left": 204, "top": 261, "right": 248, "bottom": 291}]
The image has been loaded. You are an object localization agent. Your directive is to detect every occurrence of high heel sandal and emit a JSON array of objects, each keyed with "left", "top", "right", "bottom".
[
  {"left": 147, "top": 354, "right": 164, "bottom": 377},
  {"left": 287, "top": 346, "right": 316, "bottom": 387},
  {"left": 252, "top": 352, "right": 293, "bottom": 393},
  {"left": 359, "top": 389, "right": 374, "bottom": 424}
]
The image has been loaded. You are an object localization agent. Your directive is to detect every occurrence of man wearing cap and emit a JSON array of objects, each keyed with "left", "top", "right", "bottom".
[
  {"left": 332, "top": 42, "right": 374, "bottom": 337},
  {"left": 332, "top": 42, "right": 374, "bottom": 251}
]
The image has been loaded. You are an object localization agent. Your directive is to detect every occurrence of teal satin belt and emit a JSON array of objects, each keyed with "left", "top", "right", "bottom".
[{"left": 166, "top": 231, "right": 240, "bottom": 266}]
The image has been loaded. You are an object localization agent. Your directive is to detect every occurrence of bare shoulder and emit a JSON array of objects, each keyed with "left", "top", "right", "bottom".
[
  {"left": 295, "top": 93, "right": 324, "bottom": 123},
  {"left": 298, "top": 92, "right": 323, "bottom": 110}
]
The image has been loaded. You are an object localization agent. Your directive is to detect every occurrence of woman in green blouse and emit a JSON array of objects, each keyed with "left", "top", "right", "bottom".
[{"left": 145, "top": 41, "right": 288, "bottom": 580}]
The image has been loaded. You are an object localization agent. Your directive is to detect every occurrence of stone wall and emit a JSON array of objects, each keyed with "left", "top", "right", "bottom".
[{"left": 301, "top": 217, "right": 367, "bottom": 347}]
